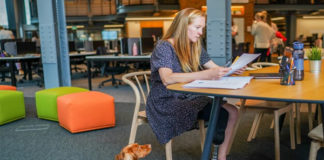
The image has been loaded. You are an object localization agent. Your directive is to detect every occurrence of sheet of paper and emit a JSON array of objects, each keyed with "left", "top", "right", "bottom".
[
  {"left": 225, "top": 53, "right": 260, "bottom": 76},
  {"left": 183, "top": 76, "right": 254, "bottom": 89}
]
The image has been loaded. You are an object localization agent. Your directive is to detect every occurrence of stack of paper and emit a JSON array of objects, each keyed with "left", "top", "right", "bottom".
[
  {"left": 225, "top": 53, "right": 260, "bottom": 76},
  {"left": 183, "top": 76, "right": 253, "bottom": 89}
]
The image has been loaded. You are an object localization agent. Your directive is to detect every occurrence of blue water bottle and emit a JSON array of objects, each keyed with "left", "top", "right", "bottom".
[{"left": 292, "top": 42, "right": 304, "bottom": 81}]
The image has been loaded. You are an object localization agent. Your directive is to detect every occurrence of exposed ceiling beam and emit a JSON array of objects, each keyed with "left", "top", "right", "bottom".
[{"left": 255, "top": 4, "right": 324, "bottom": 11}]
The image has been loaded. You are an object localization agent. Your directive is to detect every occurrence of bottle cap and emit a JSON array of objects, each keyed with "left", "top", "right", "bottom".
[{"left": 293, "top": 42, "right": 304, "bottom": 50}]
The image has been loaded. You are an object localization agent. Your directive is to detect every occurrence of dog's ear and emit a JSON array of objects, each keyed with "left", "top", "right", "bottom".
[
  {"left": 133, "top": 144, "right": 152, "bottom": 158},
  {"left": 115, "top": 152, "right": 124, "bottom": 160}
]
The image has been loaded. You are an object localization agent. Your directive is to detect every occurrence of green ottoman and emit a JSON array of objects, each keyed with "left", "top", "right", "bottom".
[
  {"left": 35, "top": 87, "right": 88, "bottom": 121},
  {"left": 0, "top": 90, "right": 25, "bottom": 125}
]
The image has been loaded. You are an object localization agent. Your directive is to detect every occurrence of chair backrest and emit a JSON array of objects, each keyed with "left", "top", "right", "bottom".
[
  {"left": 122, "top": 71, "right": 151, "bottom": 115},
  {"left": 251, "top": 62, "right": 279, "bottom": 69},
  {"left": 4, "top": 41, "right": 17, "bottom": 56},
  {"left": 122, "top": 71, "right": 151, "bottom": 144},
  {"left": 122, "top": 70, "right": 150, "bottom": 104}
]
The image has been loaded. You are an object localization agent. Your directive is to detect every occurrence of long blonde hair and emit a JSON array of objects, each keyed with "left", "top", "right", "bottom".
[{"left": 162, "top": 8, "right": 206, "bottom": 72}]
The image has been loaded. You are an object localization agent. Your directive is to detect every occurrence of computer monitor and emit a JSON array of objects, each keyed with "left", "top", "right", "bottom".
[
  {"left": 102, "top": 31, "right": 118, "bottom": 40},
  {"left": 16, "top": 41, "right": 36, "bottom": 55},
  {"left": 127, "top": 38, "right": 142, "bottom": 56},
  {"left": 92, "top": 40, "right": 105, "bottom": 51},
  {"left": 141, "top": 37, "right": 154, "bottom": 53},
  {"left": 68, "top": 41, "right": 76, "bottom": 52},
  {"left": 119, "top": 38, "right": 128, "bottom": 55},
  {"left": 75, "top": 41, "right": 85, "bottom": 51}
]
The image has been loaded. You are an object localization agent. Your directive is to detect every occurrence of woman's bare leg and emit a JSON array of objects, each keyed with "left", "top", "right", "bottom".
[{"left": 218, "top": 103, "right": 239, "bottom": 160}]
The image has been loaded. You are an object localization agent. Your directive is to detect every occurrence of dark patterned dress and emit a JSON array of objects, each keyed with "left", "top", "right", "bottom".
[{"left": 146, "top": 40, "right": 213, "bottom": 144}]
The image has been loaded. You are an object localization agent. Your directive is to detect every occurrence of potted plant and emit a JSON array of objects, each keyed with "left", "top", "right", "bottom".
[{"left": 307, "top": 47, "right": 322, "bottom": 73}]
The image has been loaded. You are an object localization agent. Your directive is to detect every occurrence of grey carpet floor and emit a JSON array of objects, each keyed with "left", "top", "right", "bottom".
[{"left": 1, "top": 97, "right": 324, "bottom": 160}]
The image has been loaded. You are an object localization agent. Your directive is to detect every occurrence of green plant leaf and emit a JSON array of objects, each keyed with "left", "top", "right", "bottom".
[{"left": 307, "top": 47, "right": 322, "bottom": 60}]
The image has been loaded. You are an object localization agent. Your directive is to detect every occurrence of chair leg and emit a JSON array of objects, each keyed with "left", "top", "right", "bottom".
[
  {"left": 308, "top": 103, "right": 314, "bottom": 131},
  {"left": 252, "top": 113, "right": 263, "bottom": 140},
  {"left": 274, "top": 110, "right": 281, "bottom": 160},
  {"left": 165, "top": 140, "right": 172, "bottom": 160},
  {"left": 226, "top": 105, "right": 244, "bottom": 155},
  {"left": 309, "top": 141, "right": 321, "bottom": 160},
  {"left": 270, "top": 119, "right": 274, "bottom": 129},
  {"left": 289, "top": 107, "right": 296, "bottom": 150},
  {"left": 198, "top": 120, "right": 206, "bottom": 152},
  {"left": 128, "top": 120, "right": 139, "bottom": 144},
  {"left": 317, "top": 104, "right": 322, "bottom": 124},
  {"left": 247, "top": 113, "right": 261, "bottom": 142},
  {"left": 295, "top": 103, "right": 301, "bottom": 144}
]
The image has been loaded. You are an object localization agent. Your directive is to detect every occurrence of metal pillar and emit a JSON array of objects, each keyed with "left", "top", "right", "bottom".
[
  {"left": 37, "top": 0, "right": 71, "bottom": 88},
  {"left": 206, "top": 0, "right": 232, "bottom": 66},
  {"left": 5, "top": 0, "right": 16, "bottom": 33},
  {"left": 286, "top": 13, "right": 296, "bottom": 45},
  {"left": 13, "top": 0, "right": 23, "bottom": 38}
]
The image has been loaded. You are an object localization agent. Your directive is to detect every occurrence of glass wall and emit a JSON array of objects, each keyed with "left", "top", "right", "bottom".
[{"left": 0, "top": 0, "right": 8, "bottom": 27}]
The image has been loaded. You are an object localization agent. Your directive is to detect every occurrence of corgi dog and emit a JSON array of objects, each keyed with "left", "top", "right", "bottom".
[{"left": 115, "top": 143, "right": 151, "bottom": 160}]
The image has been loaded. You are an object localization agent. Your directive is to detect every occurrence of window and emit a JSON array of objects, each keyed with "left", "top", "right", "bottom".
[
  {"left": 0, "top": 0, "right": 8, "bottom": 27},
  {"left": 24, "top": 0, "right": 31, "bottom": 25}
]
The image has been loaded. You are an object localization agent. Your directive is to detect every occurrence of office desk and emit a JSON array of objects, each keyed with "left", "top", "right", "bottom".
[
  {"left": 69, "top": 51, "right": 96, "bottom": 72},
  {"left": 69, "top": 51, "right": 96, "bottom": 57},
  {"left": 85, "top": 55, "right": 151, "bottom": 90},
  {"left": 0, "top": 52, "right": 95, "bottom": 86},
  {"left": 0, "top": 55, "right": 41, "bottom": 86},
  {"left": 167, "top": 60, "right": 324, "bottom": 160}
]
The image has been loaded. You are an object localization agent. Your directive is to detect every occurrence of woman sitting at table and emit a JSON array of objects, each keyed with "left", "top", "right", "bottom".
[{"left": 146, "top": 8, "right": 245, "bottom": 160}]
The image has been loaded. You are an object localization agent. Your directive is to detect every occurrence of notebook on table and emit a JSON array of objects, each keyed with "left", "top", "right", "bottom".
[{"left": 249, "top": 73, "right": 281, "bottom": 79}]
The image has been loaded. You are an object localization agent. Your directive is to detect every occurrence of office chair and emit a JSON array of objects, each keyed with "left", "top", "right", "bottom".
[
  {"left": 0, "top": 62, "right": 10, "bottom": 82},
  {"left": 122, "top": 71, "right": 206, "bottom": 160},
  {"left": 98, "top": 61, "right": 128, "bottom": 88},
  {"left": 96, "top": 46, "right": 128, "bottom": 88}
]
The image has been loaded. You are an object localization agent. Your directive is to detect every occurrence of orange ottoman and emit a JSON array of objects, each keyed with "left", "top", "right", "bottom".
[
  {"left": 57, "top": 91, "right": 115, "bottom": 133},
  {"left": 0, "top": 85, "right": 16, "bottom": 90}
]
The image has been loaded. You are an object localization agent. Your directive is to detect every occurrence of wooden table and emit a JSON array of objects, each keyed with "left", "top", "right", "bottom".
[
  {"left": 167, "top": 60, "right": 324, "bottom": 160},
  {"left": 85, "top": 55, "right": 151, "bottom": 90}
]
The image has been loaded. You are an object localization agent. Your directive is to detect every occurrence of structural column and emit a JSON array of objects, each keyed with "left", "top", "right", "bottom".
[
  {"left": 206, "top": 0, "right": 232, "bottom": 66},
  {"left": 286, "top": 12, "right": 297, "bottom": 45},
  {"left": 37, "top": 0, "right": 71, "bottom": 88}
]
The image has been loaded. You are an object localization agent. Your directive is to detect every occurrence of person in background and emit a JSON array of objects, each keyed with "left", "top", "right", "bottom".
[
  {"left": 252, "top": 12, "right": 275, "bottom": 62},
  {"left": 315, "top": 36, "right": 323, "bottom": 48},
  {"left": 262, "top": 12, "right": 287, "bottom": 57},
  {"left": 231, "top": 19, "right": 239, "bottom": 59},
  {"left": 0, "top": 26, "right": 15, "bottom": 40},
  {"left": 231, "top": 19, "right": 238, "bottom": 46},
  {"left": 32, "top": 32, "right": 41, "bottom": 53},
  {"left": 261, "top": 10, "right": 278, "bottom": 32},
  {"left": 146, "top": 8, "right": 245, "bottom": 160}
]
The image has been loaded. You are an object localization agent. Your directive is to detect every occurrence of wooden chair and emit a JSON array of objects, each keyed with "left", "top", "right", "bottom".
[
  {"left": 295, "top": 103, "right": 318, "bottom": 145},
  {"left": 122, "top": 71, "right": 206, "bottom": 160},
  {"left": 228, "top": 99, "right": 295, "bottom": 160},
  {"left": 250, "top": 62, "right": 315, "bottom": 145},
  {"left": 308, "top": 124, "right": 324, "bottom": 160}
]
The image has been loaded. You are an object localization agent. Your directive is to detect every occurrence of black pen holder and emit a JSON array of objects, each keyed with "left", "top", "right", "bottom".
[{"left": 280, "top": 56, "right": 295, "bottom": 85}]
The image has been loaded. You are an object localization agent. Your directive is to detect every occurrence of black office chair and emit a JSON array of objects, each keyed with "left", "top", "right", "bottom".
[
  {"left": 98, "top": 61, "right": 129, "bottom": 88},
  {"left": 0, "top": 62, "right": 10, "bottom": 82},
  {"left": 94, "top": 46, "right": 129, "bottom": 88}
]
